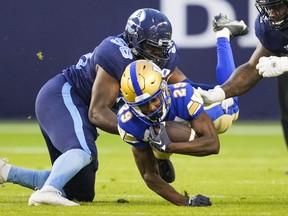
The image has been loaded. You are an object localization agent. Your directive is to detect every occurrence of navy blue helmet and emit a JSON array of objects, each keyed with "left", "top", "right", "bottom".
[
  {"left": 123, "top": 8, "right": 173, "bottom": 68},
  {"left": 255, "top": 0, "right": 288, "bottom": 30}
]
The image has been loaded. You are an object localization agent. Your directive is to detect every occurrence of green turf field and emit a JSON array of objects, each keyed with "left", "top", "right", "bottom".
[{"left": 0, "top": 121, "right": 287, "bottom": 216}]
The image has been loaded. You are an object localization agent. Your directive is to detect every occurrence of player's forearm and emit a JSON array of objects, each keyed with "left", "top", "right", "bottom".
[
  {"left": 143, "top": 173, "right": 187, "bottom": 206},
  {"left": 88, "top": 108, "right": 119, "bottom": 134},
  {"left": 222, "top": 63, "right": 262, "bottom": 98},
  {"left": 166, "top": 136, "right": 219, "bottom": 156}
]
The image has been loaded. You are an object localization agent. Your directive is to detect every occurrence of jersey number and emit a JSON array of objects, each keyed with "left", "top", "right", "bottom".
[
  {"left": 172, "top": 83, "right": 187, "bottom": 98},
  {"left": 119, "top": 104, "right": 133, "bottom": 123},
  {"left": 111, "top": 38, "right": 133, "bottom": 60}
]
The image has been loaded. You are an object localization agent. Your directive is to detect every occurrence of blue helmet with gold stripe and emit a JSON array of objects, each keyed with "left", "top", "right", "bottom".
[{"left": 120, "top": 59, "right": 171, "bottom": 124}]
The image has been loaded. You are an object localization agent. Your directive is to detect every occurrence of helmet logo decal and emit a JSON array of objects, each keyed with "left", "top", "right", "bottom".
[
  {"left": 126, "top": 9, "right": 146, "bottom": 35},
  {"left": 130, "top": 9, "right": 146, "bottom": 22}
]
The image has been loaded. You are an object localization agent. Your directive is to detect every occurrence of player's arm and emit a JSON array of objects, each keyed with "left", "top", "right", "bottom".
[
  {"left": 150, "top": 111, "right": 220, "bottom": 156},
  {"left": 132, "top": 145, "right": 186, "bottom": 205},
  {"left": 165, "top": 67, "right": 187, "bottom": 83},
  {"left": 168, "top": 111, "right": 219, "bottom": 156},
  {"left": 198, "top": 42, "right": 274, "bottom": 103},
  {"left": 221, "top": 42, "right": 272, "bottom": 98},
  {"left": 132, "top": 145, "right": 211, "bottom": 206},
  {"left": 149, "top": 84, "right": 219, "bottom": 156},
  {"left": 88, "top": 65, "right": 119, "bottom": 134}
]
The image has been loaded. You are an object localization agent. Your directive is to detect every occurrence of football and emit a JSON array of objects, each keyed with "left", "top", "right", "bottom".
[{"left": 153, "top": 121, "right": 196, "bottom": 142}]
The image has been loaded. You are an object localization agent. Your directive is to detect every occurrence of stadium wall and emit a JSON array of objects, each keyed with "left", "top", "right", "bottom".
[{"left": 0, "top": 0, "right": 279, "bottom": 120}]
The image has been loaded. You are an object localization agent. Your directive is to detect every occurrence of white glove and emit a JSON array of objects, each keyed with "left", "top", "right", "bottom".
[
  {"left": 197, "top": 86, "right": 226, "bottom": 104},
  {"left": 220, "top": 98, "right": 234, "bottom": 113},
  {"left": 256, "top": 56, "right": 288, "bottom": 77}
]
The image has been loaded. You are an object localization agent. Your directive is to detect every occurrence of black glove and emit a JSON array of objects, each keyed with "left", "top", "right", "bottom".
[
  {"left": 186, "top": 194, "right": 212, "bottom": 207},
  {"left": 149, "top": 123, "right": 171, "bottom": 152}
]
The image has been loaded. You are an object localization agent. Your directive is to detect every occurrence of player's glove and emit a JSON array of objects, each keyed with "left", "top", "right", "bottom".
[
  {"left": 220, "top": 98, "right": 234, "bottom": 113},
  {"left": 256, "top": 56, "right": 288, "bottom": 77},
  {"left": 197, "top": 86, "right": 226, "bottom": 104},
  {"left": 149, "top": 123, "right": 171, "bottom": 152},
  {"left": 186, "top": 194, "right": 212, "bottom": 207}
]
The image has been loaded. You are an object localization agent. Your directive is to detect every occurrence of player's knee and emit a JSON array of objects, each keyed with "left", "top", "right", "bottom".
[
  {"left": 213, "top": 111, "right": 239, "bottom": 134},
  {"left": 64, "top": 159, "right": 98, "bottom": 202}
]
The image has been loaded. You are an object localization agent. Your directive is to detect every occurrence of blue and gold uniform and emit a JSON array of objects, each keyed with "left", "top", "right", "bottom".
[{"left": 118, "top": 82, "right": 239, "bottom": 148}]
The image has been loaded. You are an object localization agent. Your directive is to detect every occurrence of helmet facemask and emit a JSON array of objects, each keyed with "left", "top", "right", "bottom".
[
  {"left": 136, "top": 39, "right": 172, "bottom": 68},
  {"left": 129, "top": 81, "right": 171, "bottom": 125},
  {"left": 256, "top": 0, "right": 288, "bottom": 30},
  {"left": 124, "top": 8, "right": 173, "bottom": 68},
  {"left": 120, "top": 59, "right": 171, "bottom": 125}
]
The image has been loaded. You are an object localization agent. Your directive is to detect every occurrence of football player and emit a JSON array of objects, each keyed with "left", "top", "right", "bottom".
[
  {"left": 0, "top": 9, "right": 247, "bottom": 206},
  {"left": 198, "top": 0, "right": 288, "bottom": 152},
  {"left": 117, "top": 15, "right": 245, "bottom": 205}
]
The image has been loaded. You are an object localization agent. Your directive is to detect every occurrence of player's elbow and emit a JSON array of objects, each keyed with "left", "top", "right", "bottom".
[
  {"left": 88, "top": 107, "right": 98, "bottom": 125},
  {"left": 211, "top": 138, "right": 220, "bottom": 154},
  {"left": 88, "top": 104, "right": 105, "bottom": 126},
  {"left": 212, "top": 144, "right": 220, "bottom": 155},
  {"left": 142, "top": 172, "right": 160, "bottom": 189},
  {"left": 205, "top": 136, "right": 220, "bottom": 155}
]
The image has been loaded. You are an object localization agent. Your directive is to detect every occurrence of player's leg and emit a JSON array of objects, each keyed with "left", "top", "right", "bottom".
[
  {"left": 63, "top": 159, "right": 98, "bottom": 201},
  {"left": 214, "top": 22, "right": 240, "bottom": 128},
  {"left": 278, "top": 74, "right": 288, "bottom": 149},
  {"left": 29, "top": 74, "right": 98, "bottom": 206},
  {"left": 204, "top": 14, "right": 248, "bottom": 133},
  {"left": 213, "top": 13, "right": 248, "bottom": 85},
  {"left": 215, "top": 37, "right": 236, "bottom": 85},
  {"left": 0, "top": 125, "right": 53, "bottom": 189},
  {"left": 42, "top": 126, "right": 98, "bottom": 202},
  {"left": 46, "top": 91, "right": 99, "bottom": 202},
  {"left": 0, "top": 158, "right": 50, "bottom": 188}
]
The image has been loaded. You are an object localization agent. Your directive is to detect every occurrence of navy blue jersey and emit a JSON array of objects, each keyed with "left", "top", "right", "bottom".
[
  {"left": 255, "top": 14, "right": 288, "bottom": 55},
  {"left": 63, "top": 34, "right": 179, "bottom": 106},
  {"left": 117, "top": 82, "right": 203, "bottom": 147}
]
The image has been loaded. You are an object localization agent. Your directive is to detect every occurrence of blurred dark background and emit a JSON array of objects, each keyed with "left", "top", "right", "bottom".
[{"left": 0, "top": 0, "right": 279, "bottom": 121}]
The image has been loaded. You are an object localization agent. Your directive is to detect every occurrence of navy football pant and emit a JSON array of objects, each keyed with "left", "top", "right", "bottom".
[
  {"left": 278, "top": 73, "right": 288, "bottom": 148},
  {"left": 35, "top": 74, "right": 99, "bottom": 201}
]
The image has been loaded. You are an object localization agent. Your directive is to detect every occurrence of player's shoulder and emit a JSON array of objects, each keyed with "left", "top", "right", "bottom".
[
  {"left": 254, "top": 15, "right": 288, "bottom": 53},
  {"left": 117, "top": 104, "right": 149, "bottom": 147},
  {"left": 96, "top": 35, "right": 127, "bottom": 55},
  {"left": 254, "top": 14, "right": 281, "bottom": 41},
  {"left": 168, "top": 82, "right": 203, "bottom": 119},
  {"left": 163, "top": 41, "right": 179, "bottom": 70},
  {"left": 117, "top": 104, "right": 145, "bottom": 130},
  {"left": 255, "top": 15, "right": 270, "bottom": 37},
  {"left": 95, "top": 34, "right": 134, "bottom": 81}
]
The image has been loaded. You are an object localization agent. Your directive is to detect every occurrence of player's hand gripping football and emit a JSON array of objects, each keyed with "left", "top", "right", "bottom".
[
  {"left": 149, "top": 123, "right": 171, "bottom": 152},
  {"left": 256, "top": 56, "right": 288, "bottom": 77},
  {"left": 197, "top": 86, "right": 226, "bottom": 104},
  {"left": 186, "top": 194, "right": 212, "bottom": 207}
]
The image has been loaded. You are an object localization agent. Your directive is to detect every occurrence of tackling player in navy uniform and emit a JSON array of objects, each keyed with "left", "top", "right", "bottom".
[
  {"left": 0, "top": 9, "right": 247, "bottom": 206},
  {"left": 117, "top": 16, "right": 245, "bottom": 205},
  {"left": 199, "top": 0, "right": 288, "bottom": 154}
]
